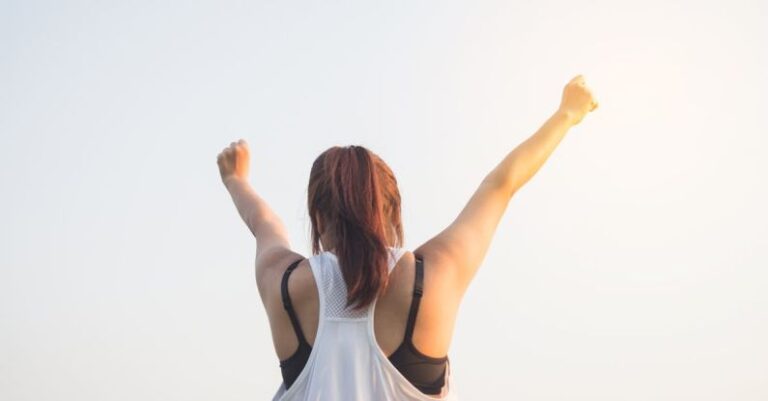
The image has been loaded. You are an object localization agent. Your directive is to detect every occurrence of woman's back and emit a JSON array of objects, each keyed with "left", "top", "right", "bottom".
[{"left": 270, "top": 246, "right": 460, "bottom": 400}]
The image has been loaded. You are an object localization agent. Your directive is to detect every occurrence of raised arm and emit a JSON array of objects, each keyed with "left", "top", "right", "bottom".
[
  {"left": 223, "top": 177, "right": 291, "bottom": 250},
  {"left": 487, "top": 75, "right": 599, "bottom": 196},
  {"left": 416, "top": 75, "right": 598, "bottom": 296},
  {"left": 217, "top": 139, "right": 292, "bottom": 259}
]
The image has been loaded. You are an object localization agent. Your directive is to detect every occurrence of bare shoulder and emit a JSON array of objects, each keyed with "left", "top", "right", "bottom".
[
  {"left": 412, "top": 242, "right": 463, "bottom": 309},
  {"left": 255, "top": 248, "right": 320, "bottom": 358},
  {"left": 413, "top": 241, "right": 460, "bottom": 290},
  {"left": 255, "top": 246, "right": 312, "bottom": 312},
  {"left": 398, "top": 243, "right": 462, "bottom": 357}
]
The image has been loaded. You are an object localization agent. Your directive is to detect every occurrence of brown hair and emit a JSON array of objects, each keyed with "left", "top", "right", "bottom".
[{"left": 307, "top": 145, "right": 404, "bottom": 310}]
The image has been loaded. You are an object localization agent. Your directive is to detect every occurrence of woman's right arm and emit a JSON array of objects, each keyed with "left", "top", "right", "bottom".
[
  {"left": 485, "top": 108, "right": 575, "bottom": 198},
  {"left": 486, "top": 74, "right": 599, "bottom": 197},
  {"left": 416, "top": 74, "right": 598, "bottom": 296}
]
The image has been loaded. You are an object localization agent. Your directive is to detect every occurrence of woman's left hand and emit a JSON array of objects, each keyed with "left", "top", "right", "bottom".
[{"left": 217, "top": 138, "right": 250, "bottom": 186}]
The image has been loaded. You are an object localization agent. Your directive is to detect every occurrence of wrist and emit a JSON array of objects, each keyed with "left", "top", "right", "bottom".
[
  {"left": 223, "top": 175, "right": 248, "bottom": 190},
  {"left": 553, "top": 109, "right": 576, "bottom": 127}
]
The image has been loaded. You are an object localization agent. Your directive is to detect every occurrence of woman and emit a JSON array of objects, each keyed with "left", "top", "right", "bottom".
[{"left": 216, "top": 75, "right": 598, "bottom": 400}]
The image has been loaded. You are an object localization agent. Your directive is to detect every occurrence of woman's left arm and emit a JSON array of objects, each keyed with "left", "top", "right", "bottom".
[{"left": 217, "top": 139, "right": 292, "bottom": 258}]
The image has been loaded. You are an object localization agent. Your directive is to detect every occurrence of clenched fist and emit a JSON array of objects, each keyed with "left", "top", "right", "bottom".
[
  {"left": 558, "top": 75, "right": 599, "bottom": 126},
  {"left": 217, "top": 138, "right": 250, "bottom": 186}
]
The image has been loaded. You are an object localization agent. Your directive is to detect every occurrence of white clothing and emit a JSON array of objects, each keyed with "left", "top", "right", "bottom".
[{"left": 271, "top": 246, "right": 459, "bottom": 401}]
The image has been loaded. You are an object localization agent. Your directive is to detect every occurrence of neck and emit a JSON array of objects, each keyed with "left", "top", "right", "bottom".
[{"left": 318, "top": 224, "right": 398, "bottom": 253}]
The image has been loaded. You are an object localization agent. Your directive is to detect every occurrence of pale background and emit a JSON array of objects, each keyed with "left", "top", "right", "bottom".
[{"left": 1, "top": 1, "right": 766, "bottom": 400}]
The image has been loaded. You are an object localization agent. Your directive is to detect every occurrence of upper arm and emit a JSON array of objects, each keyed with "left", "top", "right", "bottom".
[
  {"left": 252, "top": 217, "right": 301, "bottom": 287},
  {"left": 253, "top": 215, "right": 292, "bottom": 259},
  {"left": 415, "top": 176, "right": 513, "bottom": 297}
]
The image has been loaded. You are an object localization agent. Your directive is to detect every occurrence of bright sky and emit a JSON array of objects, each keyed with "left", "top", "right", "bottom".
[{"left": 1, "top": 1, "right": 766, "bottom": 400}]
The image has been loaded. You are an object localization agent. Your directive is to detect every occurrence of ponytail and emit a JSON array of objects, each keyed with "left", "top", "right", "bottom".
[{"left": 308, "top": 145, "right": 403, "bottom": 310}]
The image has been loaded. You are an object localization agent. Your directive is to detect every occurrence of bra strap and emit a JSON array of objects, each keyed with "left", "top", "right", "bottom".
[
  {"left": 403, "top": 253, "right": 425, "bottom": 341},
  {"left": 281, "top": 258, "right": 309, "bottom": 346}
]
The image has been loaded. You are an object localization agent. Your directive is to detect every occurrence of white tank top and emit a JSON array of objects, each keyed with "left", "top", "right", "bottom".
[{"left": 271, "top": 246, "right": 459, "bottom": 400}]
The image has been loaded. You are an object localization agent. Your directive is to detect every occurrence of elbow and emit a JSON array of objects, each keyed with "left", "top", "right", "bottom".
[{"left": 484, "top": 171, "right": 518, "bottom": 199}]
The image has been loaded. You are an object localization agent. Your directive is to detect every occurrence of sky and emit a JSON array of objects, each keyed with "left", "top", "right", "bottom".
[{"left": 1, "top": 1, "right": 766, "bottom": 400}]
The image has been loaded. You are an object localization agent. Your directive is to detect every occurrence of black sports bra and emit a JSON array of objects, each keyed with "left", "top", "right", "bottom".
[{"left": 278, "top": 253, "right": 449, "bottom": 395}]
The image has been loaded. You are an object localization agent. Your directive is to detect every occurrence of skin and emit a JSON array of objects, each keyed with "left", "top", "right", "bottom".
[{"left": 217, "top": 74, "right": 598, "bottom": 370}]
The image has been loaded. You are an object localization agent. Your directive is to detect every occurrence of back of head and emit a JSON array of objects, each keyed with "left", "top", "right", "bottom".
[{"left": 307, "top": 145, "right": 404, "bottom": 310}]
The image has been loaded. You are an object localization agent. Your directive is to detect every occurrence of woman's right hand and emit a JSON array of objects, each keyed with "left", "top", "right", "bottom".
[{"left": 558, "top": 74, "right": 599, "bottom": 126}]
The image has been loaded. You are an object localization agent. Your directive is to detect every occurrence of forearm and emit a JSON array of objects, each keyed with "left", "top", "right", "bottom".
[
  {"left": 486, "top": 110, "right": 575, "bottom": 197},
  {"left": 224, "top": 177, "right": 283, "bottom": 239}
]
